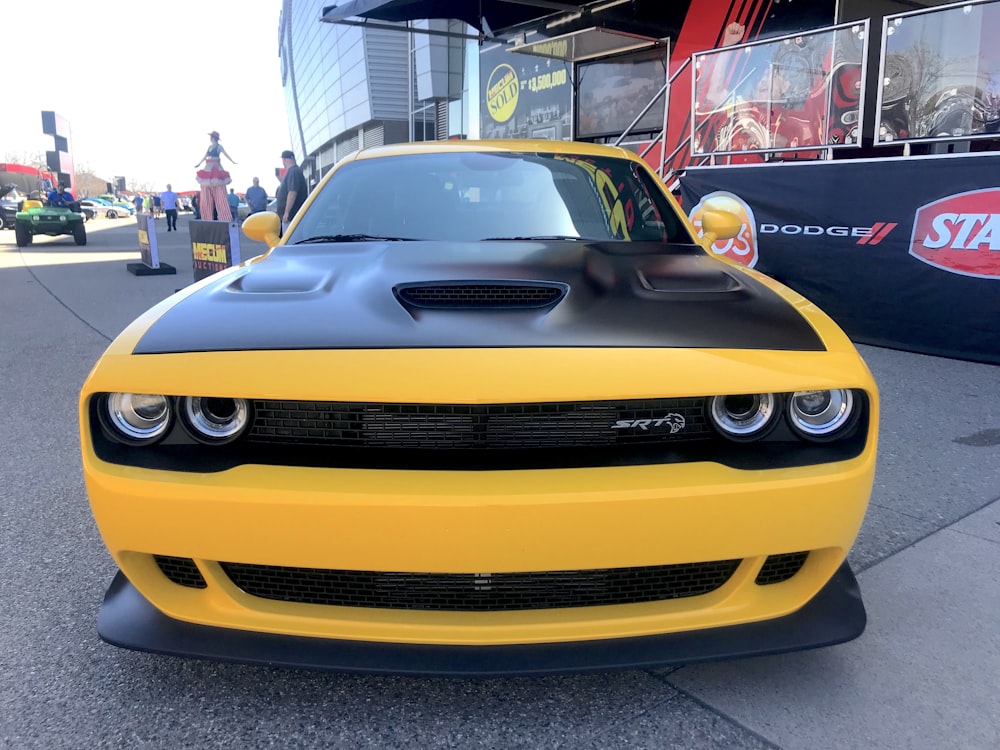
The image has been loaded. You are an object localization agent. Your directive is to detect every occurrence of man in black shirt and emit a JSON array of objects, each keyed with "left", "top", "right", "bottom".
[{"left": 276, "top": 149, "right": 307, "bottom": 233}]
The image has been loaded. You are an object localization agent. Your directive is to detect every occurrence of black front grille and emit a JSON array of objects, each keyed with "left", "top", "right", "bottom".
[
  {"left": 249, "top": 398, "right": 711, "bottom": 450},
  {"left": 396, "top": 283, "right": 565, "bottom": 309},
  {"left": 91, "top": 392, "right": 869, "bottom": 473},
  {"left": 220, "top": 560, "right": 741, "bottom": 611}
]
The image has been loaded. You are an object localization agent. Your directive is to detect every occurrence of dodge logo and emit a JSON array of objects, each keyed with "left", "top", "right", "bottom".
[
  {"left": 612, "top": 414, "right": 686, "bottom": 433},
  {"left": 910, "top": 189, "right": 1000, "bottom": 279}
]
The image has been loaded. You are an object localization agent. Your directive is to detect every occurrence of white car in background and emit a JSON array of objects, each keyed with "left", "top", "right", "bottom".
[{"left": 81, "top": 199, "right": 130, "bottom": 219}]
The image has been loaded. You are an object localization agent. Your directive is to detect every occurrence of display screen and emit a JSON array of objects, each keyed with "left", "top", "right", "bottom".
[
  {"left": 576, "top": 50, "right": 667, "bottom": 139},
  {"left": 480, "top": 42, "right": 572, "bottom": 141}
]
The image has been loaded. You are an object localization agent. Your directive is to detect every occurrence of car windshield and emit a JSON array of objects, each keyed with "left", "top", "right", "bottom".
[{"left": 286, "top": 151, "right": 694, "bottom": 245}]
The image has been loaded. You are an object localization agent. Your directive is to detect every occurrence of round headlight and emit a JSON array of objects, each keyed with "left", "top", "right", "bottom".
[
  {"left": 709, "top": 393, "right": 777, "bottom": 440},
  {"left": 788, "top": 389, "right": 855, "bottom": 438},
  {"left": 181, "top": 396, "right": 250, "bottom": 443},
  {"left": 105, "top": 393, "right": 172, "bottom": 443}
]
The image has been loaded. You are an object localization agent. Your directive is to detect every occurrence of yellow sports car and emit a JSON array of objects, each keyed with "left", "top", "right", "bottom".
[{"left": 80, "top": 140, "right": 878, "bottom": 675}]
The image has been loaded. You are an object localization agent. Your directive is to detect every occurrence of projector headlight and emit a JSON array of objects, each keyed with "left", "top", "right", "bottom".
[
  {"left": 104, "top": 393, "right": 172, "bottom": 444},
  {"left": 181, "top": 396, "right": 250, "bottom": 444},
  {"left": 709, "top": 393, "right": 778, "bottom": 441},
  {"left": 788, "top": 389, "right": 856, "bottom": 439}
]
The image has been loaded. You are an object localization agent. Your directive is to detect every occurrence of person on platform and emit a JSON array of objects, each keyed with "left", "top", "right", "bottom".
[
  {"left": 194, "top": 130, "right": 237, "bottom": 222},
  {"left": 160, "top": 184, "right": 180, "bottom": 232},
  {"left": 47, "top": 183, "right": 75, "bottom": 207},
  {"left": 244, "top": 177, "right": 268, "bottom": 215}
]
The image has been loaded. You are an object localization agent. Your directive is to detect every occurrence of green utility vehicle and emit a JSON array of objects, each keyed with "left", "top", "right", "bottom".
[{"left": 12, "top": 190, "right": 87, "bottom": 247}]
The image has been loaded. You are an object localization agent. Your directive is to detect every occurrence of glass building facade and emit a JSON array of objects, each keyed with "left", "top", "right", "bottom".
[{"left": 278, "top": 0, "right": 480, "bottom": 186}]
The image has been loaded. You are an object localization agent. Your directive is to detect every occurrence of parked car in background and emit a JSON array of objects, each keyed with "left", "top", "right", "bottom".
[
  {"left": 242, "top": 197, "right": 275, "bottom": 218},
  {"left": 82, "top": 199, "right": 129, "bottom": 220},
  {"left": 81, "top": 140, "right": 879, "bottom": 676},
  {"left": 0, "top": 184, "right": 19, "bottom": 229},
  {"left": 94, "top": 196, "right": 136, "bottom": 215},
  {"left": 98, "top": 195, "right": 136, "bottom": 214}
]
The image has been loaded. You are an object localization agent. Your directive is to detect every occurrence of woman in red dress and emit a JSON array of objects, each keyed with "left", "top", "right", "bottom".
[{"left": 194, "top": 131, "right": 238, "bottom": 221}]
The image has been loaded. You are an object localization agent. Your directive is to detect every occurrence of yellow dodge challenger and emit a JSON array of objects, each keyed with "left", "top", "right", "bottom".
[{"left": 80, "top": 140, "right": 878, "bottom": 675}]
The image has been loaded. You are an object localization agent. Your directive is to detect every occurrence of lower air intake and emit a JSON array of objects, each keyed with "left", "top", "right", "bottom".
[
  {"left": 755, "top": 552, "right": 809, "bottom": 585},
  {"left": 220, "top": 559, "right": 741, "bottom": 611},
  {"left": 154, "top": 555, "right": 207, "bottom": 588}
]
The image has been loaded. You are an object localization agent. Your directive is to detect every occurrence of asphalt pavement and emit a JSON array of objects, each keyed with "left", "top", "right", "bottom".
[{"left": 1, "top": 213, "right": 997, "bottom": 749}]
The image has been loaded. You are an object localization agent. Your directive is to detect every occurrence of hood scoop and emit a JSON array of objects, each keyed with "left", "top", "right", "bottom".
[{"left": 394, "top": 281, "right": 568, "bottom": 310}]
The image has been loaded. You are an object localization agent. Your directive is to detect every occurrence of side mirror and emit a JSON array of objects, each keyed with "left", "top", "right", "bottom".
[
  {"left": 242, "top": 211, "right": 281, "bottom": 248},
  {"left": 699, "top": 206, "right": 743, "bottom": 245}
]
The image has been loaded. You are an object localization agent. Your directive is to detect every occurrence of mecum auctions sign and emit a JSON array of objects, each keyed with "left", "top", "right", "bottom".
[
  {"left": 680, "top": 153, "right": 1000, "bottom": 364},
  {"left": 190, "top": 219, "right": 243, "bottom": 281}
]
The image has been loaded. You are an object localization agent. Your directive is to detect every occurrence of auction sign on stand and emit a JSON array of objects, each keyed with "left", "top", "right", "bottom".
[
  {"left": 128, "top": 214, "right": 176, "bottom": 276},
  {"left": 189, "top": 220, "right": 242, "bottom": 281}
]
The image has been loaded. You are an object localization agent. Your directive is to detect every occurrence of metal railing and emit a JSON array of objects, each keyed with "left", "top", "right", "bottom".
[{"left": 612, "top": 55, "right": 690, "bottom": 181}]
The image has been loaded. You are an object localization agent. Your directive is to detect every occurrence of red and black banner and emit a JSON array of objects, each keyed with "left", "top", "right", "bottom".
[{"left": 679, "top": 153, "right": 1000, "bottom": 364}]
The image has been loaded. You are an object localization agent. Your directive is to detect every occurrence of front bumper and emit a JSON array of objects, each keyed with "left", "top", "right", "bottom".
[
  {"left": 84, "top": 455, "right": 873, "bottom": 646},
  {"left": 98, "top": 562, "right": 865, "bottom": 676}
]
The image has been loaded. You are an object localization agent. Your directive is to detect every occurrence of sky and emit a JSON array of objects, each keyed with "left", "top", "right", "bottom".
[{"left": 3, "top": 1, "right": 291, "bottom": 196}]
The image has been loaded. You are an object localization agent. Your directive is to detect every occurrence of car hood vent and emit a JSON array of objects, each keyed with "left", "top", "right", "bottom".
[{"left": 394, "top": 281, "right": 568, "bottom": 310}]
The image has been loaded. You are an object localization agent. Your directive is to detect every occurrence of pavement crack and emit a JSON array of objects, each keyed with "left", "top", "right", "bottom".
[
  {"left": 857, "top": 493, "right": 1000, "bottom": 572},
  {"left": 16, "top": 249, "right": 113, "bottom": 343}
]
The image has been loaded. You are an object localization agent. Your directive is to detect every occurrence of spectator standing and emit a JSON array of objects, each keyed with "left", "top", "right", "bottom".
[
  {"left": 160, "top": 184, "right": 180, "bottom": 232},
  {"left": 134, "top": 194, "right": 143, "bottom": 214},
  {"left": 227, "top": 188, "right": 240, "bottom": 221},
  {"left": 276, "top": 149, "right": 307, "bottom": 234},
  {"left": 191, "top": 192, "right": 201, "bottom": 219},
  {"left": 245, "top": 177, "right": 268, "bottom": 214},
  {"left": 152, "top": 194, "right": 162, "bottom": 218}
]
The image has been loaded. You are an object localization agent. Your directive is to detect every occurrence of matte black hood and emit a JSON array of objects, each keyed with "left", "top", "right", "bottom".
[{"left": 132, "top": 240, "right": 824, "bottom": 354}]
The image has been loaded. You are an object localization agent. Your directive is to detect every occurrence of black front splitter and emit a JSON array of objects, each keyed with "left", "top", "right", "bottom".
[{"left": 97, "top": 563, "right": 865, "bottom": 677}]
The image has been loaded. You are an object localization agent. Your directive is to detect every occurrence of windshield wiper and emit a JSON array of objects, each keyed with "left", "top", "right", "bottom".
[
  {"left": 481, "top": 235, "right": 591, "bottom": 242},
  {"left": 291, "top": 234, "right": 416, "bottom": 244}
]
